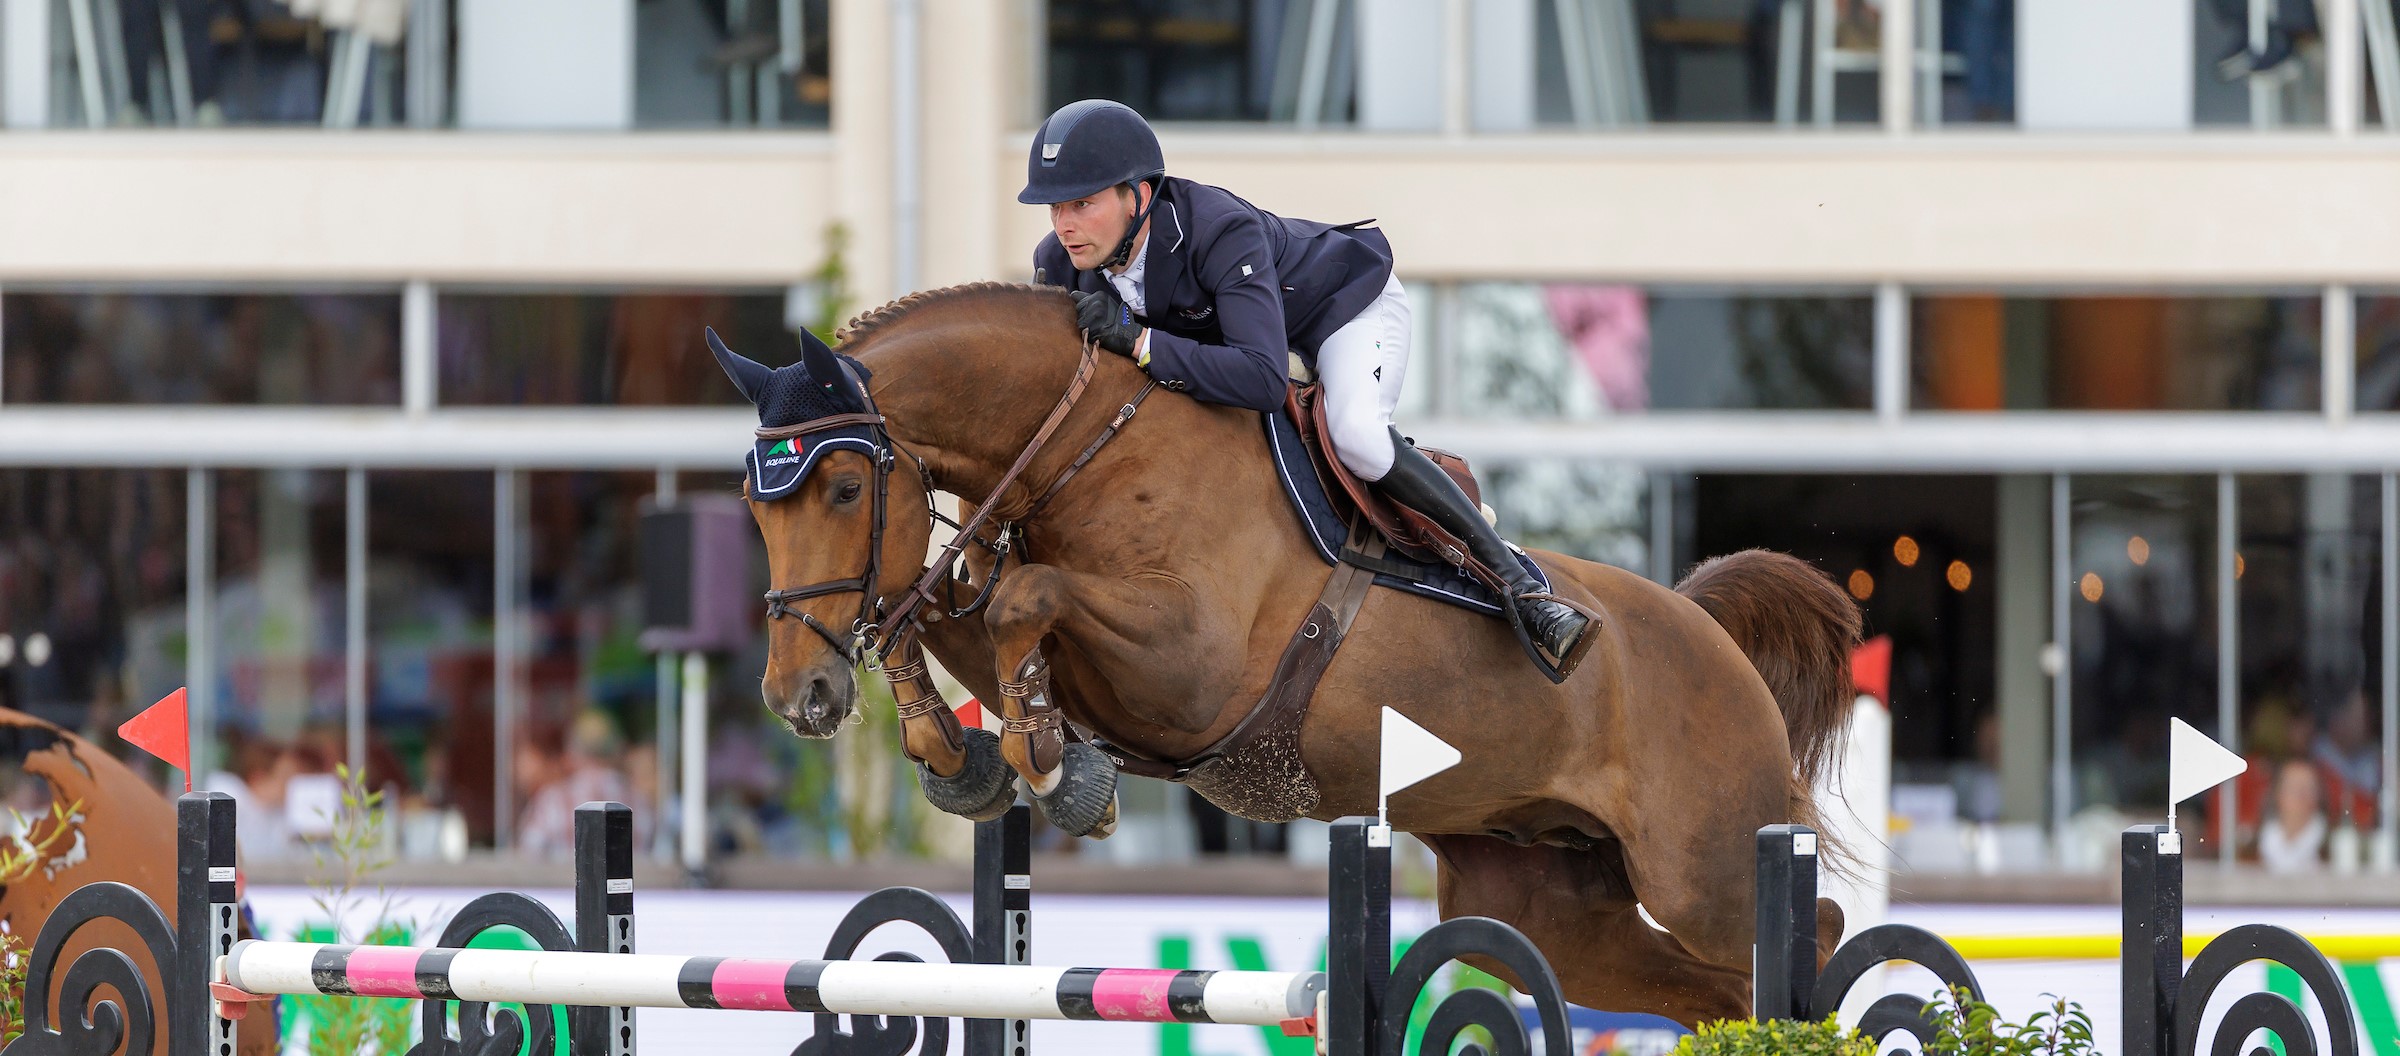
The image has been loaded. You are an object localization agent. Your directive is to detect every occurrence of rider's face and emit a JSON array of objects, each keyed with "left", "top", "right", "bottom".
[{"left": 1048, "top": 185, "right": 1146, "bottom": 271}]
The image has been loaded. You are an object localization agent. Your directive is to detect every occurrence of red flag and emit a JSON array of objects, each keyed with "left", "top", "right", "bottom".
[
  {"left": 120, "top": 687, "right": 192, "bottom": 793},
  {"left": 1851, "top": 635, "right": 1893, "bottom": 707}
]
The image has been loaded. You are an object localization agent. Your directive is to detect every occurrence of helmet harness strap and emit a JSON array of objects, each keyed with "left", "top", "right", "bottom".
[{"left": 1101, "top": 179, "right": 1156, "bottom": 271}]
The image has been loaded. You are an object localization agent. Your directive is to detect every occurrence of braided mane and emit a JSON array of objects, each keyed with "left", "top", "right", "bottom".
[{"left": 835, "top": 281, "right": 1066, "bottom": 347}]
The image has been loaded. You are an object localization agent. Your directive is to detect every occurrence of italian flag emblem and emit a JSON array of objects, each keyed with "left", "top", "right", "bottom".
[{"left": 769, "top": 438, "right": 798, "bottom": 456}]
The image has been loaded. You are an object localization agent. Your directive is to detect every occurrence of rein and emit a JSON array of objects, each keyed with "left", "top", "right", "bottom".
[{"left": 758, "top": 338, "right": 1157, "bottom": 666}]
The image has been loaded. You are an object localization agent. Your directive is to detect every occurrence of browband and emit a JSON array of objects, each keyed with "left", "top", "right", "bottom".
[{"left": 756, "top": 413, "right": 886, "bottom": 441}]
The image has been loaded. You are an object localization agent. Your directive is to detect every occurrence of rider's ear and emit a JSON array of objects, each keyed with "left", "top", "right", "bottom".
[{"left": 706, "top": 326, "right": 774, "bottom": 406}]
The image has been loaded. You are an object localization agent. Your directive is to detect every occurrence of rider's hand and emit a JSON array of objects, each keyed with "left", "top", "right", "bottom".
[{"left": 1071, "top": 289, "right": 1144, "bottom": 360}]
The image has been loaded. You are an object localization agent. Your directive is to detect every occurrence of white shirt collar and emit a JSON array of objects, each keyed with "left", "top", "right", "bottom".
[{"left": 1106, "top": 232, "right": 1149, "bottom": 315}]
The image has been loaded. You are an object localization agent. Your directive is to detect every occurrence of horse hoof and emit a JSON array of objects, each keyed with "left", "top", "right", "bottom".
[
  {"left": 918, "top": 728, "right": 1016, "bottom": 822},
  {"left": 1033, "top": 743, "right": 1119, "bottom": 839}
]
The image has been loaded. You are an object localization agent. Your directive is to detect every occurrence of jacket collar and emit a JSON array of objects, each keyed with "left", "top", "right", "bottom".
[{"left": 1136, "top": 181, "right": 1189, "bottom": 314}]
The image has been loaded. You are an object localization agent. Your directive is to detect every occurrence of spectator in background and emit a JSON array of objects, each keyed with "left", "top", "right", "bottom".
[
  {"left": 2233, "top": 702, "right": 2309, "bottom": 852},
  {"left": 201, "top": 733, "right": 313, "bottom": 860},
  {"left": 516, "top": 711, "right": 634, "bottom": 859},
  {"left": 2258, "top": 757, "right": 2328, "bottom": 873},
  {"left": 2314, "top": 690, "right": 2382, "bottom": 828},
  {"left": 623, "top": 741, "right": 665, "bottom": 855}
]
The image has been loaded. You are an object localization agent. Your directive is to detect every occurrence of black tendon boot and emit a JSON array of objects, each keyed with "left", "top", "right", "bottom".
[{"left": 1370, "top": 429, "right": 1588, "bottom": 660}]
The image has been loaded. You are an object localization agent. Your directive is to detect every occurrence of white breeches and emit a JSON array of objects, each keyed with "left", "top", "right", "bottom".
[{"left": 1315, "top": 273, "right": 1412, "bottom": 481}]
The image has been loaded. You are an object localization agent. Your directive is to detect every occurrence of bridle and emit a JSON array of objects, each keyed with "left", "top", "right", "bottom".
[
  {"left": 756, "top": 338, "right": 1156, "bottom": 667},
  {"left": 755, "top": 408, "right": 896, "bottom": 664}
]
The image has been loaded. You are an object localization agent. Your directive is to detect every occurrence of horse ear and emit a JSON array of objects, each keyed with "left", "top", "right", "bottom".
[
  {"left": 706, "top": 327, "right": 773, "bottom": 406},
  {"left": 798, "top": 328, "right": 865, "bottom": 412}
]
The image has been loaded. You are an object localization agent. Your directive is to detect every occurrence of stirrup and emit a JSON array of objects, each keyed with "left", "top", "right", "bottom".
[{"left": 1504, "top": 590, "right": 1601, "bottom": 685}]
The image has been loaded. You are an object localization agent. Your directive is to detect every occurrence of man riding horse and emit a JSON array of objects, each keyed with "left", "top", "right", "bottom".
[
  {"left": 1019, "top": 99, "right": 1589, "bottom": 668},
  {"left": 710, "top": 99, "right": 1862, "bottom": 1026}
]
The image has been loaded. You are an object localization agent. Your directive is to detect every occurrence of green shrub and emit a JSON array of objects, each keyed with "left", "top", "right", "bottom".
[
  {"left": 1922, "top": 987, "right": 2098, "bottom": 1056},
  {"left": 1673, "top": 990, "right": 2100, "bottom": 1056},
  {"left": 1671, "top": 1015, "right": 1876, "bottom": 1056}
]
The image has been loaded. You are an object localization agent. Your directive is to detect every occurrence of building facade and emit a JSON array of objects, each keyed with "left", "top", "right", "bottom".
[{"left": 0, "top": 0, "right": 2395, "bottom": 873}]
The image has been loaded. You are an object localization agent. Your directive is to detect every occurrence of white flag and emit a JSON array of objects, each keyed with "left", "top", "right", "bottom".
[
  {"left": 1379, "top": 707, "right": 1462, "bottom": 808},
  {"left": 2168, "top": 717, "right": 2248, "bottom": 805}
]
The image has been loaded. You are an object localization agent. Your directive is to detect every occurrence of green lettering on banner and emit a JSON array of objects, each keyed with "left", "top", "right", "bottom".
[
  {"left": 2268, "top": 962, "right": 2300, "bottom": 1056},
  {"left": 1159, "top": 937, "right": 1194, "bottom": 1056},
  {"left": 2267, "top": 960, "right": 2400, "bottom": 1056},
  {"left": 2345, "top": 962, "right": 2400, "bottom": 1056},
  {"left": 1156, "top": 935, "right": 1330, "bottom": 1056},
  {"left": 1225, "top": 937, "right": 1323, "bottom": 1056}
]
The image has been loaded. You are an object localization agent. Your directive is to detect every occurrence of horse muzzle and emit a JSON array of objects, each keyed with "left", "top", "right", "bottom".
[{"left": 764, "top": 664, "right": 857, "bottom": 738}]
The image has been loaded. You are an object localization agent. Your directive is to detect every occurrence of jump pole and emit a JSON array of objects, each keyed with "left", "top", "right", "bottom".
[{"left": 216, "top": 941, "right": 1325, "bottom": 1029}]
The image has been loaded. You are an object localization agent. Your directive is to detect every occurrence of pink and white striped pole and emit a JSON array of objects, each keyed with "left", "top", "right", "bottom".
[{"left": 220, "top": 941, "right": 1324, "bottom": 1028}]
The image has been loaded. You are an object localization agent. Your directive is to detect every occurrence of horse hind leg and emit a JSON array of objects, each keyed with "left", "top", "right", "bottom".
[{"left": 1423, "top": 835, "right": 1752, "bottom": 1028}]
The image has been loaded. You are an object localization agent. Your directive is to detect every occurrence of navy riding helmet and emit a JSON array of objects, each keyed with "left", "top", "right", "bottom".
[
  {"left": 1018, "top": 99, "right": 1164, "bottom": 205},
  {"left": 1021, "top": 100, "right": 1165, "bottom": 269}
]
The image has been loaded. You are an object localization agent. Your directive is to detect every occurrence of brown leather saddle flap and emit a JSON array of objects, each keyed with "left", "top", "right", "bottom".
[{"left": 1285, "top": 383, "right": 1482, "bottom": 568}]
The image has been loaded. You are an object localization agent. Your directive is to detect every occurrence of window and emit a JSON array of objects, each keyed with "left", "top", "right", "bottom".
[
  {"left": 362, "top": 470, "right": 495, "bottom": 853},
  {"left": 1477, "top": 459, "right": 1650, "bottom": 572},
  {"left": 2229, "top": 475, "right": 2383, "bottom": 864},
  {"left": 438, "top": 291, "right": 802, "bottom": 406},
  {"left": 2353, "top": 294, "right": 2400, "bottom": 412},
  {"left": 2066, "top": 475, "right": 2219, "bottom": 819},
  {"left": 1913, "top": 293, "right": 2321, "bottom": 411},
  {"left": 1447, "top": 283, "right": 1873, "bottom": 416},
  {"left": 1478, "top": 0, "right": 1876, "bottom": 128},
  {"left": 0, "top": 468, "right": 187, "bottom": 737},
  {"left": 2, "top": 290, "right": 402, "bottom": 405},
  {"left": 1693, "top": 473, "right": 1999, "bottom": 767},
  {"left": 1044, "top": 0, "right": 1355, "bottom": 124},
  {"left": 28, "top": 0, "right": 830, "bottom": 129}
]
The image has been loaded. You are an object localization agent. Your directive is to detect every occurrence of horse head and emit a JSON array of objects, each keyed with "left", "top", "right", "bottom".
[{"left": 711, "top": 326, "right": 931, "bottom": 738}]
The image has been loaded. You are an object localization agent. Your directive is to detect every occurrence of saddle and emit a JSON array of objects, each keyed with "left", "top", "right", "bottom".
[{"left": 1283, "top": 384, "right": 1503, "bottom": 590}]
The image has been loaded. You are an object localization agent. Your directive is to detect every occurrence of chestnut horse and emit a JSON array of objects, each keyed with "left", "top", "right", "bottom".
[{"left": 716, "top": 282, "right": 1858, "bottom": 1025}]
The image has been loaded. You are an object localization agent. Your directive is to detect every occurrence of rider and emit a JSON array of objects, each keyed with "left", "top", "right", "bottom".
[{"left": 1019, "top": 98, "right": 1588, "bottom": 663}]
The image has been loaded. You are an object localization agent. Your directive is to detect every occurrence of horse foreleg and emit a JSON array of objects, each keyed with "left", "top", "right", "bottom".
[
  {"left": 884, "top": 636, "right": 1015, "bottom": 822},
  {"left": 884, "top": 638, "right": 967, "bottom": 773},
  {"left": 985, "top": 564, "right": 1119, "bottom": 837}
]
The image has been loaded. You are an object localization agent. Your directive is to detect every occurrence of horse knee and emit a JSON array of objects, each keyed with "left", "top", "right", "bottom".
[{"left": 985, "top": 566, "right": 1068, "bottom": 646}]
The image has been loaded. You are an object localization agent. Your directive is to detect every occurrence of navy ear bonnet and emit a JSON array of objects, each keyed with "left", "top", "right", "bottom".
[{"left": 707, "top": 326, "right": 880, "bottom": 502}]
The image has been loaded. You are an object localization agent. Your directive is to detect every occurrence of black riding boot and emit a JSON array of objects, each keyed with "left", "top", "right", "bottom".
[{"left": 1369, "top": 429, "right": 1589, "bottom": 661}]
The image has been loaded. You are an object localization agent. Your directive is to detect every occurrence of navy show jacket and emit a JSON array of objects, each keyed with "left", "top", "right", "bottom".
[{"left": 1032, "top": 176, "right": 1394, "bottom": 413}]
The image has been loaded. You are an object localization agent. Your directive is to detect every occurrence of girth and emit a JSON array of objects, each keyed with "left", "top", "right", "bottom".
[{"left": 1087, "top": 520, "right": 1383, "bottom": 788}]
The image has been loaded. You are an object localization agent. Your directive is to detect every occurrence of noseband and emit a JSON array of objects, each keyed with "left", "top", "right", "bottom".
[{"left": 758, "top": 339, "right": 1156, "bottom": 666}]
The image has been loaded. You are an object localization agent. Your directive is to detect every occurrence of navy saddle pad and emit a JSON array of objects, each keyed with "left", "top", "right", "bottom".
[{"left": 1262, "top": 411, "right": 1549, "bottom": 617}]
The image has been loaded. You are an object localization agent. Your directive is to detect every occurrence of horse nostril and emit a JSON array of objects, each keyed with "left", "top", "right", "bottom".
[{"left": 802, "top": 676, "right": 835, "bottom": 725}]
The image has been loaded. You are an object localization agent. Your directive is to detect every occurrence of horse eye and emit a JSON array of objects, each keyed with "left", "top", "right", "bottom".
[{"left": 836, "top": 481, "right": 862, "bottom": 504}]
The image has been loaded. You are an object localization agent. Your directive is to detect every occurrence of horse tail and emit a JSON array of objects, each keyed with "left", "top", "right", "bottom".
[{"left": 1675, "top": 550, "right": 1862, "bottom": 834}]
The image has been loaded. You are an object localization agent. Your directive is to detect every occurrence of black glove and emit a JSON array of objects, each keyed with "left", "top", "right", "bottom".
[{"left": 1071, "top": 289, "right": 1144, "bottom": 359}]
